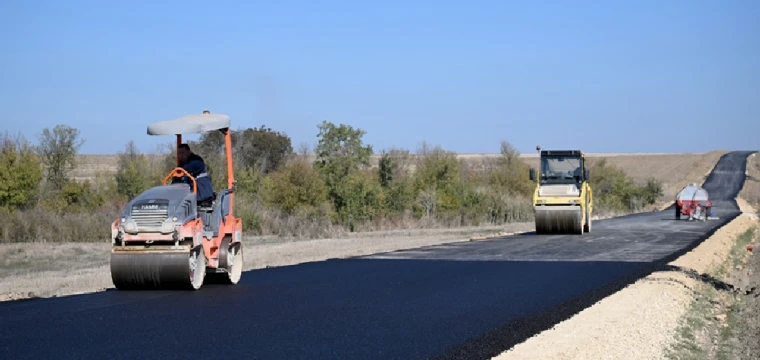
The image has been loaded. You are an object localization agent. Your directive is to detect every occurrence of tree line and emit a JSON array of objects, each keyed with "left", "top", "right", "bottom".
[{"left": 0, "top": 121, "right": 663, "bottom": 242}]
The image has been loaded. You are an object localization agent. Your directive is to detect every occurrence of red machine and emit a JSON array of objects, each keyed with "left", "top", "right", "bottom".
[{"left": 675, "top": 183, "right": 712, "bottom": 221}]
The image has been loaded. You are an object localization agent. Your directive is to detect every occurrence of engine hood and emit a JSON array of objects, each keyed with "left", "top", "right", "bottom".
[
  {"left": 120, "top": 184, "right": 197, "bottom": 223},
  {"left": 129, "top": 184, "right": 193, "bottom": 206}
]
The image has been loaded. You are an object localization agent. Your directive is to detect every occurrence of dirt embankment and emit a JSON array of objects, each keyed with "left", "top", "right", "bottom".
[{"left": 728, "top": 219, "right": 760, "bottom": 359}]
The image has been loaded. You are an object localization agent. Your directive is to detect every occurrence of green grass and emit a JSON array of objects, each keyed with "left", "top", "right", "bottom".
[{"left": 666, "top": 284, "right": 713, "bottom": 360}]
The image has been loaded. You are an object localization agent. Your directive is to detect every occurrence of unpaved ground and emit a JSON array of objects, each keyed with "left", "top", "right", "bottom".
[{"left": 0, "top": 222, "right": 533, "bottom": 301}]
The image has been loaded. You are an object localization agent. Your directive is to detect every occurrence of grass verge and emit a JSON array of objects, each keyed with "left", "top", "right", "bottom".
[{"left": 664, "top": 225, "right": 757, "bottom": 360}]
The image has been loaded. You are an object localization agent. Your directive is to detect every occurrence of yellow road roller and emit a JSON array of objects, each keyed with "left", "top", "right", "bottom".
[{"left": 528, "top": 146, "right": 593, "bottom": 235}]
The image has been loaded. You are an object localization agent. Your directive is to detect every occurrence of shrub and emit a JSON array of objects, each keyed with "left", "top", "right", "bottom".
[
  {"left": 114, "top": 140, "right": 152, "bottom": 200},
  {"left": 488, "top": 141, "right": 534, "bottom": 198},
  {"left": 0, "top": 133, "right": 43, "bottom": 211},
  {"left": 412, "top": 143, "right": 463, "bottom": 217},
  {"left": 40, "top": 180, "right": 105, "bottom": 215},
  {"left": 262, "top": 159, "right": 329, "bottom": 215},
  {"left": 588, "top": 158, "right": 662, "bottom": 213},
  {"left": 332, "top": 170, "right": 385, "bottom": 230}
]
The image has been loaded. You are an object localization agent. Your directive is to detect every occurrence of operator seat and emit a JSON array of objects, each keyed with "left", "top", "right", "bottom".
[
  {"left": 573, "top": 167, "right": 582, "bottom": 181},
  {"left": 197, "top": 192, "right": 217, "bottom": 211}
]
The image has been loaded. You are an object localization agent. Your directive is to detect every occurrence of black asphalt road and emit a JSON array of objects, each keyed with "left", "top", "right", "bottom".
[{"left": 0, "top": 151, "right": 754, "bottom": 360}]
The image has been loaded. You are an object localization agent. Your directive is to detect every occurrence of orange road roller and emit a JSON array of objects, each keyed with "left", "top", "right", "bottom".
[{"left": 109, "top": 111, "right": 244, "bottom": 290}]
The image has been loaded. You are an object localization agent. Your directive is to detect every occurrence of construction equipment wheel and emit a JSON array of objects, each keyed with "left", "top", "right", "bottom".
[
  {"left": 218, "top": 236, "right": 243, "bottom": 284},
  {"left": 110, "top": 245, "right": 207, "bottom": 290},
  {"left": 188, "top": 246, "right": 207, "bottom": 290},
  {"left": 207, "top": 236, "right": 243, "bottom": 285}
]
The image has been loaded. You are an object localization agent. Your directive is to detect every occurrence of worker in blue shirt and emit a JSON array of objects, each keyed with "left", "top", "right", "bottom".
[{"left": 176, "top": 143, "right": 214, "bottom": 205}]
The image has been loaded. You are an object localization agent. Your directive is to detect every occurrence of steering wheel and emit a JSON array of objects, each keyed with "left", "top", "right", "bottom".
[{"left": 163, "top": 167, "right": 198, "bottom": 194}]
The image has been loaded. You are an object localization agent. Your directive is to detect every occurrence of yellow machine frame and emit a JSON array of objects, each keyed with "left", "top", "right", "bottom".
[{"left": 529, "top": 146, "right": 593, "bottom": 235}]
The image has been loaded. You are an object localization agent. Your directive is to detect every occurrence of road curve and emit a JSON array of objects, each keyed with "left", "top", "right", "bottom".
[{"left": 0, "top": 151, "right": 754, "bottom": 360}]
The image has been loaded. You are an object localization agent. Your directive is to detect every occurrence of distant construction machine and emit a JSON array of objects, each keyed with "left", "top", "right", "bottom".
[
  {"left": 109, "top": 110, "right": 244, "bottom": 290},
  {"left": 675, "top": 183, "right": 712, "bottom": 221},
  {"left": 529, "top": 146, "right": 593, "bottom": 235}
]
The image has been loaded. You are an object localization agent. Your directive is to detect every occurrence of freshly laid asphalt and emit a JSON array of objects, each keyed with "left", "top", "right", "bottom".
[{"left": 0, "top": 151, "right": 754, "bottom": 360}]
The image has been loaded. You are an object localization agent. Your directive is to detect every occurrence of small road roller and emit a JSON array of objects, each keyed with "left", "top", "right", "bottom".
[
  {"left": 109, "top": 111, "right": 244, "bottom": 290},
  {"left": 529, "top": 146, "right": 593, "bottom": 235}
]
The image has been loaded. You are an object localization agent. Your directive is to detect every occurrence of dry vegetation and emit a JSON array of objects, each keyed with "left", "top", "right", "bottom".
[
  {"left": 73, "top": 151, "right": 728, "bottom": 201},
  {"left": 738, "top": 152, "right": 760, "bottom": 210}
]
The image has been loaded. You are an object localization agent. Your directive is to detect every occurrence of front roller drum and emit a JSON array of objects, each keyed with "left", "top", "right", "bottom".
[
  {"left": 110, "top": 246, "right": 206, "bottom": 290},
  {"left": 534, "top": 206, "right": 584, "bottom": 235}
]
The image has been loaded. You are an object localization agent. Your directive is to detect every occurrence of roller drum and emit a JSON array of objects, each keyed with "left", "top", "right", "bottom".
[
  {"left": 534, "top": 206, "right": 583, "bottom": 235},
  {"left": 110, "top": 246, "right": 206, "bottom": 290}
]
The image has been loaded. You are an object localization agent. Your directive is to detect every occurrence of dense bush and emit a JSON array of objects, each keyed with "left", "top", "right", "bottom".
[
  {"left": 114, "top": 141, "right": 152, "bottom": 200},
  {"left": 0, "top": 133, "right": 43, "bottom": 211},
  {"left": 262, "top": 158, "right": 329, "bottom": 214},
  {"left": 0, "top": 121, "right": 665, "bottom": 243}
]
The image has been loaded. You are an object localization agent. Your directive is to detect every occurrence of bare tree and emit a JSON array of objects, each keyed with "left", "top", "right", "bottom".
[
  {"left": 36, "top": 124, "right": 84, "bottom": 190},
  {"left": 500, "top": 140, "right": 520, "bottom": 165}
]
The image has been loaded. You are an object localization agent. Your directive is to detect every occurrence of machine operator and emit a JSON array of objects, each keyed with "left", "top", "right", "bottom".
[{"left": 176, "top": 143, "right": 214, "bottom": 206}]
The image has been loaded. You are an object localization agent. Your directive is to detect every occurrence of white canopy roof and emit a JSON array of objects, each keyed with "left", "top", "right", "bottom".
[{"left": 147, "top": 113, "right": 231, "bottom": 136}]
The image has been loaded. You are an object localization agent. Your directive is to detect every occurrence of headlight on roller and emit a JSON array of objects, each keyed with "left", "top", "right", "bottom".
[
  {"left": 161, "top": 219, "right": 174, "bottom": 233},
  {"left": 123, "top": 220, "right": 137, "bottom": 233}
]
